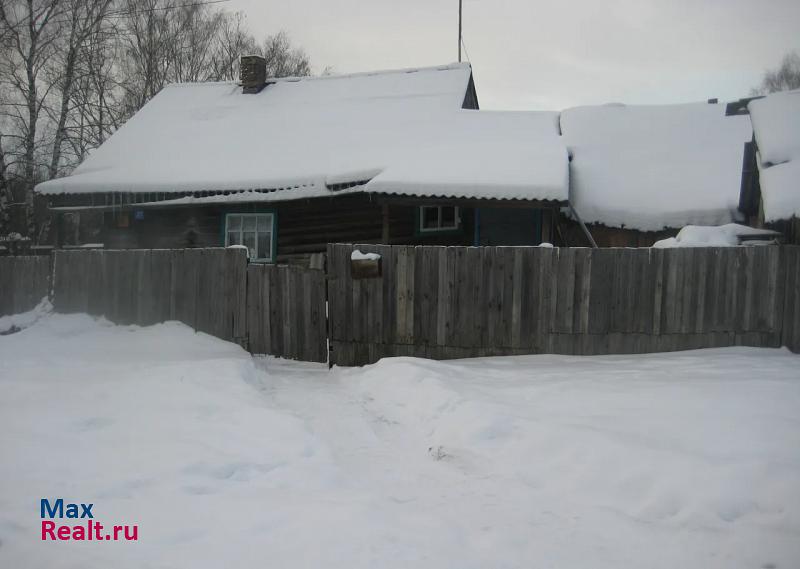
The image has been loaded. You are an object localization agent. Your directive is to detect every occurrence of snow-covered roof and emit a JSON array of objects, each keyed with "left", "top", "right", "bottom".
[
  {"left": 36, "top": 63, "right": 569, "bottom": 204},
  {"left": 561, "top": 102, "right": 752, "bottom": 231},
  {"left": 748, "top": 90, "right": 800, "bottom": 222}
]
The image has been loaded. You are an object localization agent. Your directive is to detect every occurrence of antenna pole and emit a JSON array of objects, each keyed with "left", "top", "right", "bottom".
[{"left": 458, "top": 0, "right": 462, "bottom": 62}]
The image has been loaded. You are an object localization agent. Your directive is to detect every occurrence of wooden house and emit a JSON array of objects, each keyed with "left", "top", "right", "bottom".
[
  {"left": 731, "top": 90, "right": 800, "bottom": 245},
  {"left": 36, "top": 59, "right": 569, "bottom": 265},
  {"left": 556, "top": 100, "right": 754, "bottom": 247}
]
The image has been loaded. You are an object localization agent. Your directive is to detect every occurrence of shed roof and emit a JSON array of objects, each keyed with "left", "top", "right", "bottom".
[
  {"left": 748, "top": 89, "right": 800, "bottom": 222},
  {"left": 561, "top": 102, "right": 752, "bottom": 231},
  {"left": 36, "top": 63, "right": 569, "bottom": 204}
]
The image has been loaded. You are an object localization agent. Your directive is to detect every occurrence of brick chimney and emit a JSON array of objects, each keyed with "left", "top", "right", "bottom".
[{"left": 240, "top": 55, "right": 267, "bottom": 94}]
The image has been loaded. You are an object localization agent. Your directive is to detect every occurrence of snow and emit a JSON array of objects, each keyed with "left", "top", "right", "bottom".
[
  {"left": 0, "top": 297, "right": 51, "bottom": 334},
  {"left": 351, "top": 249, "right": 381, "bottom": 261},
  {"left": 652, "top": 223, "right": 780, "bottom": 248},
  {"left": 226, "top": 244, "right": 250, "bottom": 257},
  {"left": 561, "top": 102, "right": 753, "bottom": 231},
  {"left": 748, "top": 90, "right": 800, "bottom": 222},
  {"left": 2, "top": 314, "right": 799, "bottom": 568},
  {"left": 35, "top": 64, "right": 569, "bottom": 204}
]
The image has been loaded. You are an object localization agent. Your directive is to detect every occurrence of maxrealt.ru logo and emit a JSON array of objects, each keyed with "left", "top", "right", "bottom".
[{"left": 40, "top": 499, "right": 139, "bottom": 541}]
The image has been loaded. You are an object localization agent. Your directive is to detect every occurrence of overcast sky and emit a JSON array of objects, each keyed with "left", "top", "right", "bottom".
[{"left": 226, "top": 0, "right": 800, "bottom": 110}]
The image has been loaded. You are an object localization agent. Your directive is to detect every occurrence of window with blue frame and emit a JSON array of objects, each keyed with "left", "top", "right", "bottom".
[
  {"left": 224, "top": 213, "right": 275, "bottom": 261},
  {"left": 419, "top": 205, "right": 460, "bottom": 233}
]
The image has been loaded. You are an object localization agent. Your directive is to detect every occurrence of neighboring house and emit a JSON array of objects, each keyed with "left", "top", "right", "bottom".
[
  {"left": 738, "top": 90, "right": 800, "bottom": 244},
  {"left": 36, "top": 59, "right": 569, "bottom": 265},
  {"left": 559, "top": 101, "right": 753, "bottom": 247}
]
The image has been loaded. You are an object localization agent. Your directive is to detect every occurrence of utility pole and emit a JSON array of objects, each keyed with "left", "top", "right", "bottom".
[{"left": 458, "top": 0, "right": 462, "bottom": 62}]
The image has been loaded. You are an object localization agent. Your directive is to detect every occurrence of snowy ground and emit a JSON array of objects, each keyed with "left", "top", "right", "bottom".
[{"left": 1, "top": 313, "right": 799, "bottom": 568}]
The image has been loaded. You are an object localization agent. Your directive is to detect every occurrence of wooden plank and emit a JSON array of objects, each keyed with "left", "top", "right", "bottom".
[
  {"left": 463, "top": 246, "right": 483, "bottom": 349},
  {"left": 486, "top": 247, "right": 503, "bottom": 346},
  {"left": 499, "top": 247, "right": 515, "bottom": 348},
  {"left": 415, "top": 246, "right": 438, "bottom": 345},
  {"left": 782, "top": 247, "right": 800, "bottom": 352},
  {"left": 444, "top": 247, "right": 459, "bottom": 346},
  {"left": 574, "top": 248, "right": 592, "bottom": 334},
  {"left": 554, "top": 247, "right": 576, "bottom": 333},
  {"left": 0, "top": 259, "right": 10, "bottom": 315},
  {"left": 310, "top": 268, "right": 327, "bottom": 362},
  {"left": 541, "top": 247, "right": 555, "bottom": 338},
  {"left": 436, "top": 246, "right": 450, "bottom": 346},
  {"left": 269, "top": 264, "right": 283, "bottom": 356},
  {"left": 395, "top": 246, "right": 415, "bottom": 344},
  {"left": 587, "top": 249, "right": 613, "bottom": 334},
  {"left": 531, "top": 248, "right": 551, "bottom": 347},
  {"left": 762, "top": 248, "right": 779, "bottom": 331},
  {"left": 511, "top": 247, "right": 524, "bottom": 347},
  {"left": 283, "top": 266, "right": 294, "bottom": 358},
  {"left": 246, "top": 265, "right": 263, "bottom": 353},
  {"left": 517, "top": 247, "right": 536, "bottom": 349},
  {"left": 741, "top": 247, "right": 755, "bottom": 332},
  {"left": 262, "top": 265, "right": 273, "bottom": 355},
  {"left": 451, "top": 247, "right": 472, "bottom": 348},
  {"left": 662, "top": 249, "right": 680, "bottom": 334},
  {"left": 326, "top": 244, "right": 345, "bottom": 344},
  {"left": 381, "top": 245, "right": 396, "bottom": 345}
]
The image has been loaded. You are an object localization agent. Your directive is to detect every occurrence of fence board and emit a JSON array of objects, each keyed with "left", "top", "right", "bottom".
[
  {"left": 782, "top": 247, "right": 800, "bottom": 353},
  {"left": 0, "top": 256, "right": 50, "bottom": 317},
  {"left": 7, "top": 244, "right": 797, "bottom": 366},
  {"left": 246, "top": 263, "right": 327, "bottom": 362},
  {"left": 328, "top": 244, "right": 796, "bottom": 366},
  {"left": 52, "top": 248, "right": 246, "bottom": 342}
]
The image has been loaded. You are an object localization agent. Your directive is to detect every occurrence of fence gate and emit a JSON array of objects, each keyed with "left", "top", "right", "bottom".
[{"left": 246, "top": 264, "right": 328, "bottom": 363}]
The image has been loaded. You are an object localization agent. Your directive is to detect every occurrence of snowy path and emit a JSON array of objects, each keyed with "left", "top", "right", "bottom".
[
  {"left": 256, "top": 353, "right": 800, "bottom": 569},
  {"left": 1, "top": 314, "right": 799, "bottom": 568}
]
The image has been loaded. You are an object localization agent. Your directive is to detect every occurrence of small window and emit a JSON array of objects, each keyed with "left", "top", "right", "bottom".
[
  {"left": 225, "top": 213, "right": 274, "bottom": 261},
  {"left": 419, "top": 205, "right": 460, "bottom": 233}
]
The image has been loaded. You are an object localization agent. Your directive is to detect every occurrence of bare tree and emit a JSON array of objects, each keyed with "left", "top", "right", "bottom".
[
  {"left": 261, "top": 31, "right": 310, "bottom": 78},
  {"left": 753, "top": 50, "right": 800, "bottom": 95},
  {"left": 0, "top": 0, "right": 65, "bottom": 236},
  {"left": 209, "top": 11, "right": 257, "bottom": 81},
  {"left": 209, "top": 14, "right": 310, "bottom": 82},
  {"left": 0, "top": 0, "right": 313, "bottom": 240},
  {"left": 117, "top": 0, "right": 173, "bottom": 118},
  {"left": 47, "top": 0, "right": 113, "bottom": 178},
  {"left": 165, "top": 2, "right": 222, "bottom": 83},
  {"left": 73, "top": 11, "right": 124, "bottom": 152},
  {"left": 0, "top": 132, "right": 11, "bottom": 236}
]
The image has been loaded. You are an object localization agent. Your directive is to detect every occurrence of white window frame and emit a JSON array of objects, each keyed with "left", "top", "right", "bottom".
[
  {"left": 224, "top": 213, "right": 275, "bottom": 262},
  {"left": 418, "top": 205, "right": 460, "bottom": 233}
]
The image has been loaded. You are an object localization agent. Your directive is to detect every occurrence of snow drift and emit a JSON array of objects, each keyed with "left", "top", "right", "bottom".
[{"left": 2, "top": 314, "right": 799, "bottom": 568}]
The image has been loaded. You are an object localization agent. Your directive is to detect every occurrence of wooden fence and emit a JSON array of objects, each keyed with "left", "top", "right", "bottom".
[
  {"left": 783, "top": 246, "right": 800, "bottom": 353},
  {"left": 327, "top": 244, "right": 799, "bottom": 366},
  {"left": 53, "top": 249, "right": 248, "bottom": 343},
  {"left": 247, "top": 264, "right": 327, "bottom": 362},
  {"left": 3, "top": 245, "right": 799, "bottom": 365},
  {"left": 50, "top": 248, "right": 328, "bottom": 362},
  {"left": 0, "top": 256, "right": 51, "bottom": 317}
]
